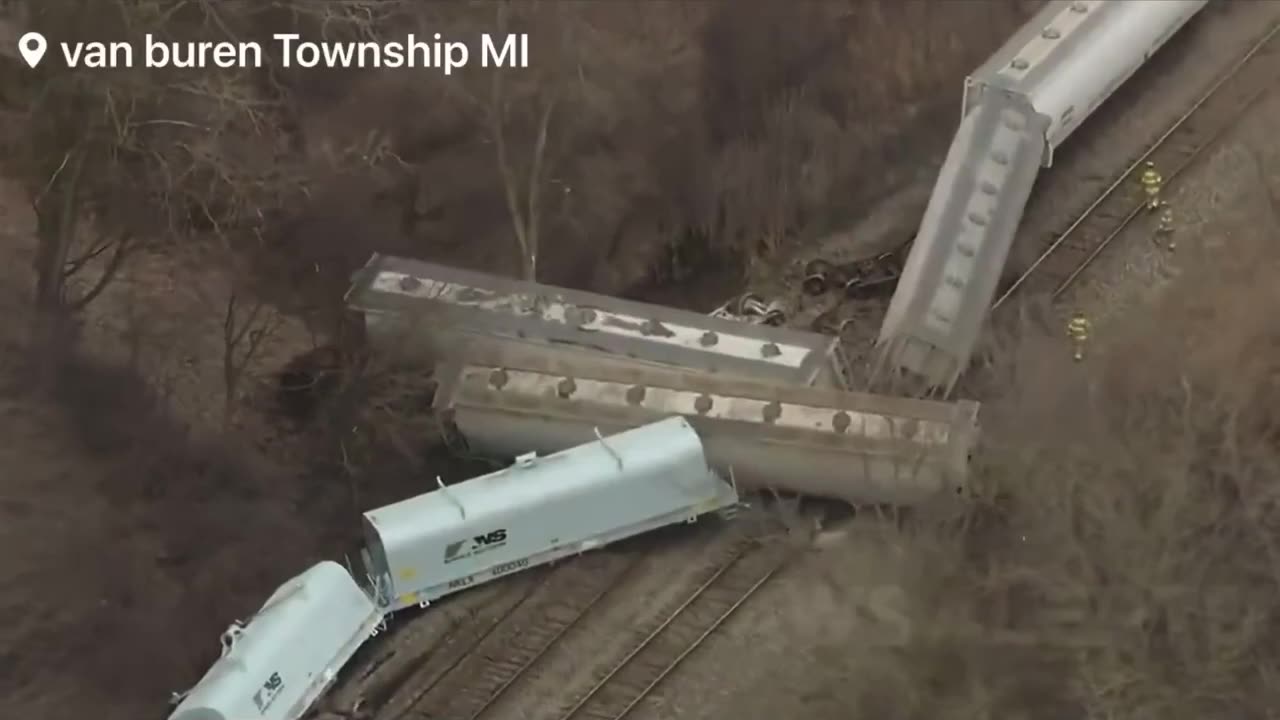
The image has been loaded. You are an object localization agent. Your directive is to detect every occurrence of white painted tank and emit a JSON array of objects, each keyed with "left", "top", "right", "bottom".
[
  {"left": 966, "top": 0, "right": 1210, "bottom": 166},
  {"left": 168, "top": 561, "right": 384, "bottom": 720}
]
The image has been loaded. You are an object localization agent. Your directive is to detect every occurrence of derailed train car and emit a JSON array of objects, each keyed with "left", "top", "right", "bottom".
[
  {"left": 360, "top": 415, "right": 738, "bottom": 612},
  {"left": 168, "top": 418, "right": 738, "bottom": 720},
  {"left": 433, "top": 350, "right": 980, "bottom": 506},
  {"left": 168, "top": 561, "right": 385, "bottom": 720},
  {"left": 344, "top": 253, "right": 851, "bottom": 389},
  {"left": 876, "top": 0, "right": 1209, "bottom": 391}
]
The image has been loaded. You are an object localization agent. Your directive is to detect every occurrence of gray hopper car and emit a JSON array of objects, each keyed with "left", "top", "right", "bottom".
[
  {"left": 361, "top": 416, "right": 738, "bottom": 612},
  {"left": 344, "top": 253, "right": 850, "bottom": 390},
  {"left": 433, "top": 352, "right": 981, "bottom": 507}
]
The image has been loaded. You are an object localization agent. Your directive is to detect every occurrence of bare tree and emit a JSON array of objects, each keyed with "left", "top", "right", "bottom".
[
  {"left": 30, "top": 147, "right": 134, "bottom": 318},
  {"left": 489, "top": 66, "right": 556, "bottom": 281},
  {"left": 16, "top": 56, "right": 146, "bottom": 334},
  {"left": 482, "top": 2, "right": 557, "bottom": 281},
  {"left": 419, "top": 0, "right": 625, "bottom": 282},
  {"left": 11, "top": 1, "right": 309, "bottom": 339}
]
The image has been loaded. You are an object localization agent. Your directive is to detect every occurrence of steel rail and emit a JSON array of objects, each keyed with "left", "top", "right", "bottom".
[
  {"left": 380, "top": 573, "right": 550, "bottom": 718},
  {"left": 385, "top": 553, "right": 643, "bottom": 720},
  {"left": 993, "top": 21, "right": 1280, "bottom": 309},
  {"left": 555, "top": 542, "right": 791, "bottom": 720},
  {"left": 457, "top": 556, "right": 646, "bottom": 720},
  {"left": 606, "top": 561, "right": 784, "bottom": 720}
]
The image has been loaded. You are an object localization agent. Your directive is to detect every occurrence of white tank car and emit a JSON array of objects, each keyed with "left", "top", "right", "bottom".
[
  {"left": 344, "top": 253, "right": 851, "bottom": 390},
  {"left": 964, "top": 0, "right": 1209, "bottom": 167},
  {"left": 361, "top": 416, "right": 738, "bottom": 612},
  {"left": 432, "top": 352, "right": 980, "bottom": 507},
  {"left": 168, "top": 561, "right": 384, "bottom": 720}
]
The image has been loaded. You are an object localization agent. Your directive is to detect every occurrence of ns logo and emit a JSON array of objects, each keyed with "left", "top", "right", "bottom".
[
  {"left": 443, "top": 528, "right": 508, "bottom": 562},
  {"left": 251, "top": 671, "right": 284, "bottom": 712}
]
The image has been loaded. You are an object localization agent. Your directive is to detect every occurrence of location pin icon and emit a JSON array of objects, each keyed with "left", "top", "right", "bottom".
[{"left": 18, "top": 32, "right": 47, "bottom": 68}]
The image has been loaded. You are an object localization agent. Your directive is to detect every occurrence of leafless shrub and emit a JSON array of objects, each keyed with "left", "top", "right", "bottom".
[
  {"left": 705, "top": 91, "right": 842, "bottom": 278},
  {"left": 8, "top": 1, "right": 309, "bottom": 333},
  {"left": 272, "top": 310, "right": 494, "bottom": 514},
  {"left": 432, "top": 0, "right": 657, "bottom": 282}
]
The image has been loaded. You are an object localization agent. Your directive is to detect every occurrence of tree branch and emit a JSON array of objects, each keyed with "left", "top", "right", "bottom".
[
  {"left": 33, "top": 148, "right": 86, "bottom": 311},
  {"left": 221, "top": 290, "right": 275, "bottom": 427},
  {"left": 485, "top": 0, "right": 543, "bottom": 280},
  {"left": 489, "top": 69, "right": 533, "bottom": 279},
  {"left": 232, "top": 299, "right": 265, "bottom": 349},
  {"left": 525, "top": 97, "right": 557, "bottom": 281},
  {"left": 68, "top": 233, "right": 131, "bottom": 311},
  {"left": 63, "top": 237, "right": 116, "bottom": 277}
]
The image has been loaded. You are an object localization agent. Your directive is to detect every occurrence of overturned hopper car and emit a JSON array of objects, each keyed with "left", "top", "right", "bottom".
[
  {"left": 433, "top": 352, "right": 980, "bottom": 506},
  {"left": 361, "top": 416, "right": 739, "bottom": 612},
  {"left": 344, "top": 253, "right": 851, "bottom": 389}
]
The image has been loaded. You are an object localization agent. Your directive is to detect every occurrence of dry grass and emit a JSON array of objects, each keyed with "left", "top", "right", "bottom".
[{"left": 828, "top": 228, "right": 1280, "bottom": 718}]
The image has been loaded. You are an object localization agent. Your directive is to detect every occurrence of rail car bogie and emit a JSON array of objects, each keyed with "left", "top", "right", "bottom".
[
  {"left": 361, "top": 416, "right": 739, "bottom": 612},
  {"left": 345, "top": 253, "right": 850, "bottom": 390}
]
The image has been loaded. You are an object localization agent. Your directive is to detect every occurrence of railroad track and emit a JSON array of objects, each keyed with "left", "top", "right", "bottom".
[
  {"left": 552, "top": 531, "right": 794, "bottom": 720},
  {"left": 379, "top": 550, "right": 645, "bottom": 720},
  {"left": 993, "top": 19, "right": 1280, "bottom": 309},
  {"left": 374, "top": 515, "right": 784, "bottom": 720}
]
